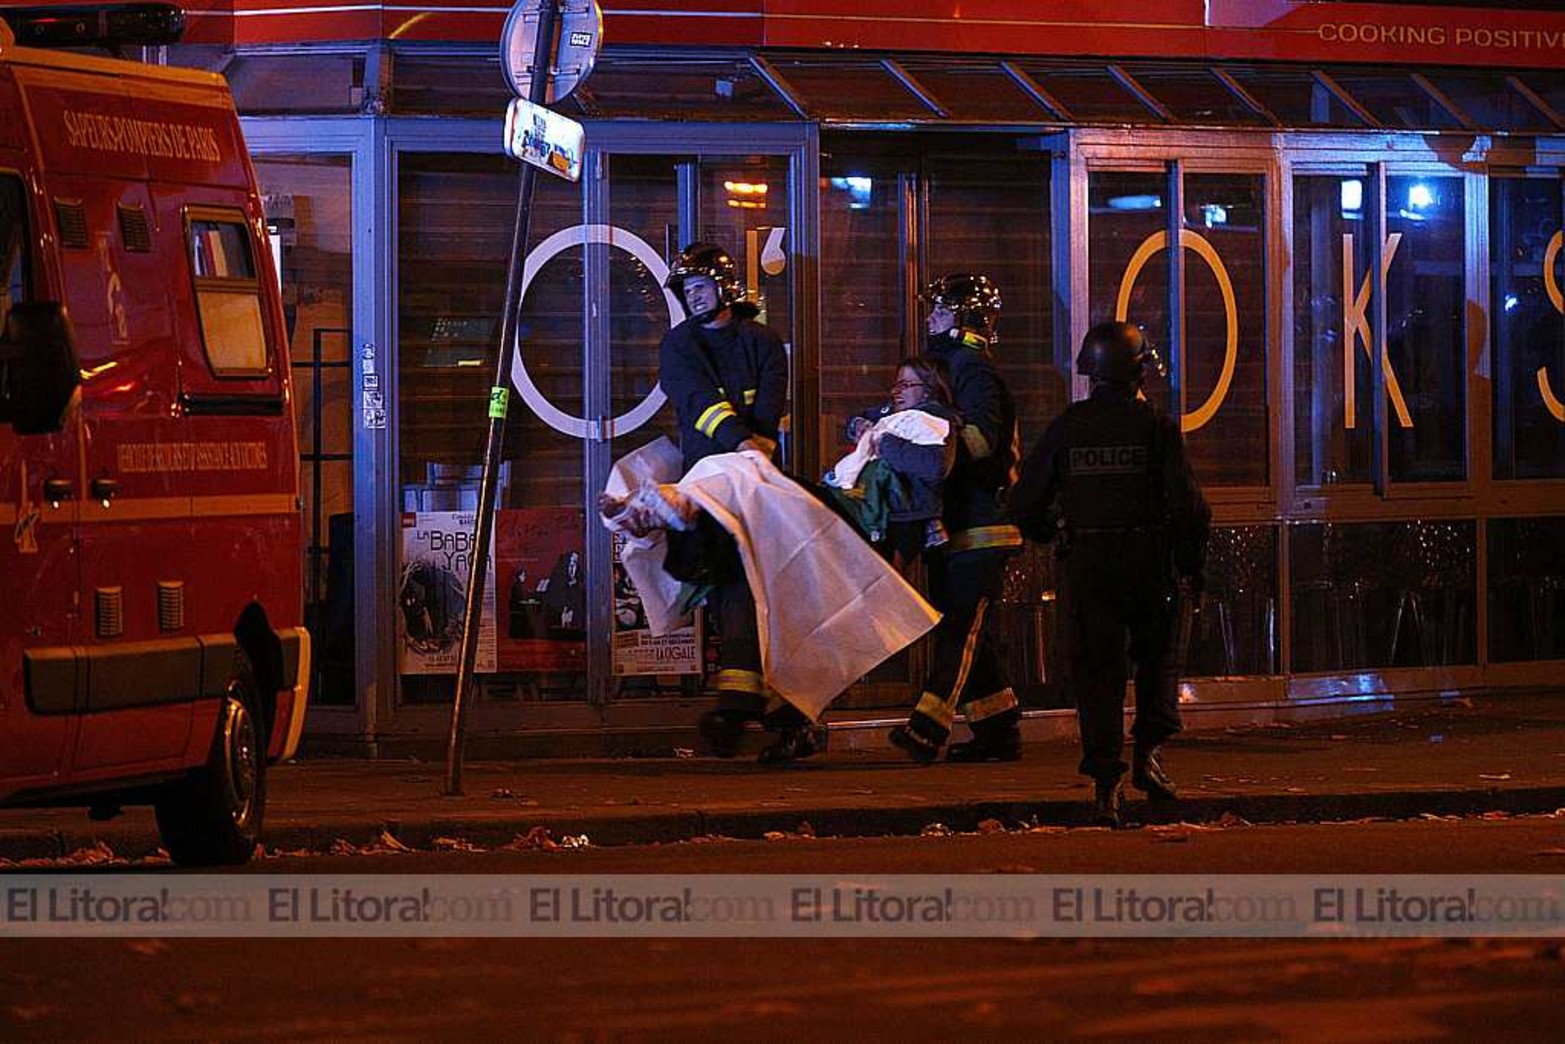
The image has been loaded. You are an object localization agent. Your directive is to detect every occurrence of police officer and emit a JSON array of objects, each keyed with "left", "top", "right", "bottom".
[
  {"left": 1009, "top": 321, "right": 1210, "bottom": 826},
  {"left": 657, "top": 242, "right": 804, "bottom": 762},
  {"left": 889, "top": 274, "right": 1026, "bottom": 764}
]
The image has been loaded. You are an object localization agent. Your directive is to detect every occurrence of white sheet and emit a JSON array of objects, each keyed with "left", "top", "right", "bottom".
[{"left": 604, "top": 438, "right": 940, "bottom": 719}]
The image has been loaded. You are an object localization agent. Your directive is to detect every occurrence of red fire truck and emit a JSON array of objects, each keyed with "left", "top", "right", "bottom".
[{"left": 0, "top": 12, "right": 309, "bottom": 865}]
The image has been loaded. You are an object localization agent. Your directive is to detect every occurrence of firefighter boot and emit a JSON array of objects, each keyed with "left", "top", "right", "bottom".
[
  {"left": 889, "top": 723, "right": 940, "bottom": 765},
  {"left": 1132, "top": 744, "right": 1178, "bottom": 801},
  {"left": 698, "top": 709, "right": 752, "bottom": 759},
  {"left": 1093, "top": 778, "right": 1124, "bottom": 828},
  {"left": 758, "top": 705, "right": 823, "bottom": 765}
]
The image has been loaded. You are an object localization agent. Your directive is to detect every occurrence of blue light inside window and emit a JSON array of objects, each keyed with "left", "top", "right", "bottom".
[
  {"left": 829, "top": 176, "right": 873, "bottom": 210},
  {"left": 1107, "top": 194, "right": 1162, "bottom": 211}
]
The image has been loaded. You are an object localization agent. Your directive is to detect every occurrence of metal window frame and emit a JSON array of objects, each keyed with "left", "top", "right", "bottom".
[{"left": 241, "top": 116, "right": 381, "bottom": 742}]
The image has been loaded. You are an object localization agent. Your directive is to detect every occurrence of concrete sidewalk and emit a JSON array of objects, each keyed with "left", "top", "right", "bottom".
[{"left": 3, "top": 693, "right": 1564, "bottom": 861}]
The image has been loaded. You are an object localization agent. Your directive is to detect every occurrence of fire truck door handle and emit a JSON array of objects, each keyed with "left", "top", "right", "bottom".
[
  {"left": 90, "top": 478, "right": 121, "bottom": 505},
  {"left": 43, "top": 478, "right": 74, "bottom": 505}
]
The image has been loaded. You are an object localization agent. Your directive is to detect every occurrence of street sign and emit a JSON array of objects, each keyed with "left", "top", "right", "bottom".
[
  {"left": 503, "top": 97, "right": 584, "bottom": 182},
  {"left": 500, "top": 0, "right": 602, "bottom": 103}
]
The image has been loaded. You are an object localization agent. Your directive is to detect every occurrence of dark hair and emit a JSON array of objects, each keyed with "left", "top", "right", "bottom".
[{"left": 896, "top": 355, "right": 953, "bottom": 407}]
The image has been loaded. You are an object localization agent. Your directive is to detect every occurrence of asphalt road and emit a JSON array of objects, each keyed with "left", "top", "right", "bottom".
[{"left": 4, "top": 816, "right": 1564, "bottom": 1041}]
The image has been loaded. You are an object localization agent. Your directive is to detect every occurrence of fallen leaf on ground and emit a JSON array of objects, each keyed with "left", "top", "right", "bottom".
[
  {"left": 431, "top": 836, "right": 485, "bottom": 852},
  {"left": 373, "top": 829, "right": 412, "bottom": 853},
  {"left": 921, "top": 823, "right": 953, "bottom": 837},
  {"left": 976, "top": 818, "right": 1006, "bottom": 834},
  {"left": 61, "top": 841, "right": 117, "bottom": 866},
  {"left": 502, "top": 826, "right": 558, "bottom": 851}
]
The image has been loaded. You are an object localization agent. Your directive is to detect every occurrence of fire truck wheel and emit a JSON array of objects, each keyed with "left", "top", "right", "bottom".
[{"left": 155, "top": 653, "right": 267, "bottom": 866}]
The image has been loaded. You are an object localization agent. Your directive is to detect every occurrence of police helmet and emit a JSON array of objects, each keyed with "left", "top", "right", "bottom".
[
  {"left": 922, "top": 273, "right": 1002, "bottom": 343},
  {"left": 1075, "top": 321, "right": 1165, "bottom": 385},
  {"left": 665, "top": 242, "right": 744, "bottom": 318}
]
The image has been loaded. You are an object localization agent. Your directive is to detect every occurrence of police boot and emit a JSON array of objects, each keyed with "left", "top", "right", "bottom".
[
  {"left": 698, "top": 710, "right": 751, "bottom": 759},
  {"left": 945, "top": 722, "right": 1022, "bottom": 764},
  {"left": 1132, "top": 744, "right": 1178, "bottom": 801},
  {"left": 1093, "top": 779, "right": 1124, "bottom": 828}
]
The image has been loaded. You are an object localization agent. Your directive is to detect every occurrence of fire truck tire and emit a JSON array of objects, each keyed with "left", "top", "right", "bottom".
[{"left": 155, "top": 653, "right": 267, "bottom": 866}]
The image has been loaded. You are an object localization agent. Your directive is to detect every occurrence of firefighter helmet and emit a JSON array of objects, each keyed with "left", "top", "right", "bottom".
[
  {"left": 922, "top": 273, "right": 1002, "bottom": 343},
  {"left": 665, "top": 242, "right": 744, "bottom": 318},
  {"left": 1075, "top": 321, "right": 1166, "bottom": 385}
]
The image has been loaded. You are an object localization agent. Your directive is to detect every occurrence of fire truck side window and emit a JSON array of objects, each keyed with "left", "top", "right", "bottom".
[
  {"left": 0, "top": 174, "right": 27, "bottom": 321},
  {"left": 187, "top": 212, "right": 267, "bottom": 375}
]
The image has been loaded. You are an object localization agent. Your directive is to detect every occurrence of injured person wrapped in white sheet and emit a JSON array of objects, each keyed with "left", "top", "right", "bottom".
[{"left": 600, "top": 437, "right": 940, "bottom": 722}]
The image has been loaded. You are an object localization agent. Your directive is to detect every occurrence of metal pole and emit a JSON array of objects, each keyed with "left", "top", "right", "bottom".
[{"left": 446, "top": 0, "right": 561, "bottom": 795}]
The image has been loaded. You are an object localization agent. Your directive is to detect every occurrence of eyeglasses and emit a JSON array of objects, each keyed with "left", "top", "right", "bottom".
[{"left": 890, "top": 380, "right": 927, "bottom": 394}]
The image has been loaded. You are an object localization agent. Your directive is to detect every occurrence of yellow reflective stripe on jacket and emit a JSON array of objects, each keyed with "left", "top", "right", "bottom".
[
  {"left": 696, "top": 400, "right": 737, "bottom": 437},
  {"left": 945, "top": 524, "right": 1023, "bottom": 554}
]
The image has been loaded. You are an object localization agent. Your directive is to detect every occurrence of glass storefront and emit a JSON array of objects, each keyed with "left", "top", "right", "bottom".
[
  {"left": 1491, "top": 177, "right": 1565, "bottom": 481},
  {"left": 231, "top": 49, "right": 1565, "bottom": 748},
  {"left": 253, "top": 153, "right": 356, "bottom": 708}
]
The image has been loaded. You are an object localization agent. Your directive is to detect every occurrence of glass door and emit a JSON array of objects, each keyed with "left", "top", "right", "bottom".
[
  {"left": 1084, "top": 156, "right": 1279, "bottom": 680},
  {"left": 1286, "top": 160, "right": 1477, "bottom": 677},
  {"left": 587, "top": 137, "right": 804, "bottom": 705}
]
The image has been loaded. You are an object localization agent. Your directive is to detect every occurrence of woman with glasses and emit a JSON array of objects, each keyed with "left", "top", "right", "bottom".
[{"left": 827, "top": 356, "right": 960, "bottom": 569}]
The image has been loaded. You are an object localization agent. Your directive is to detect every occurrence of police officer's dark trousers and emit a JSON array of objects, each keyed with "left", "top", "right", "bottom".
[
  {"left": 1062, "top": 534, "right": 1182, "bottom": 783},
  {"left": 899, "top": 545, "right": 1020, "bottom": 753}
]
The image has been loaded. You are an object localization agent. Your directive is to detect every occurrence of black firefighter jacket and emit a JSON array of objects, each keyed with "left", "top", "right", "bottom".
[{"left": 659, "top": 316, "right": 789, "bottom": 473}]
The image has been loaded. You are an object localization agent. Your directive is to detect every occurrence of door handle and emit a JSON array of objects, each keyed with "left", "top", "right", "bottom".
[
  {"left": 42, "top": 478, "right": 74, "bottom": 506},
  {"left": 90, "top": 477, "right": 121, "bottom": 505}
]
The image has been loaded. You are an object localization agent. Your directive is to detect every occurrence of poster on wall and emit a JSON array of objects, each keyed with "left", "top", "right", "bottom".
[
  {"left": 398, "top": 511, "right": 497, "bottom": 675},
  {"left": 495, "top": 507, "right": 588, "bottom": 672},
  {"left": 610, "top": 530, "right": 702, "bottom": 676}
]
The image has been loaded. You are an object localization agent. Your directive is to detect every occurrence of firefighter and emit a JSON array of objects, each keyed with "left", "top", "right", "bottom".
[
  {"left": 657, "top": 242, "right": 804, "bottom": 762},
  {"left": 889, "top": 273, "right": 1026, "bottom": 765},
  {"left": 1009, "top": 321, "right": 1211, "bottom": 826}
]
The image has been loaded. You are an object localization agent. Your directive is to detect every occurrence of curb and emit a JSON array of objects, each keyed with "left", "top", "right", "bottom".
[{"left": 5, "top": 785, "right": 1565, "bottom": 863}]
